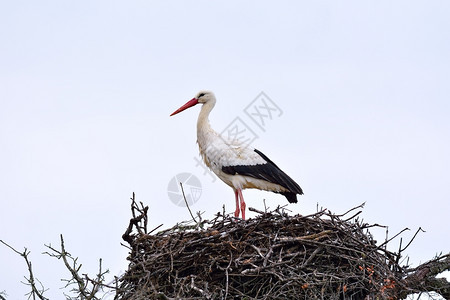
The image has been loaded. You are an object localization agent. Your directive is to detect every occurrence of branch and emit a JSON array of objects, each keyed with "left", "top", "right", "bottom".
[
  {"left": 122, "top": 193, "right": 149, "bottom": 245},
  {"left": 402, "top": 253, "right": 450, "bottom": 299},
  {"left": 180, "top": 182, "right": 197, "bottom": 224},
  {"left": 43, "top": 235, "right": 113, "bottom": 300},
  {"left": 0, "top": 240, "right": 48, "bottom": 300}
]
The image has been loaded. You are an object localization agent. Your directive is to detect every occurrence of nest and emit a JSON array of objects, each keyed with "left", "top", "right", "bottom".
[{"left": 116, "top": 196, "right": 449, "bottom": 300}]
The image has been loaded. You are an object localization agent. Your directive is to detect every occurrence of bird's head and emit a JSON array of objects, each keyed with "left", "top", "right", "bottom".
[{"left": 170, "top": 90, "right": 216, "bottom": 116}]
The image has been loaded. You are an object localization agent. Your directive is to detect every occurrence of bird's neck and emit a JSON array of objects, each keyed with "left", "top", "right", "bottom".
[
  {"left": 196, "top": 101, "right": 216, "bottom": 168},
  {"left": 197, "top": 100, "right": 215, "bottom": 138}
]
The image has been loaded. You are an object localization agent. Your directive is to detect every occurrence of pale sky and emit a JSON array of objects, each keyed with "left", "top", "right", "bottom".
[{"left": 1, "top": 1, "right": 449, "bottom": 299}]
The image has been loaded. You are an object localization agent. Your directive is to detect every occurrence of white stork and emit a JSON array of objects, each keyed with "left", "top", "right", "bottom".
[{"left": 170, "top": 91, "right": 303, "bottom": 220}]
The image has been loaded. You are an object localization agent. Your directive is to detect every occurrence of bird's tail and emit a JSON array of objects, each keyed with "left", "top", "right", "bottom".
[{"left": 281, "top": 192, "right": 298, "bottom": 203}]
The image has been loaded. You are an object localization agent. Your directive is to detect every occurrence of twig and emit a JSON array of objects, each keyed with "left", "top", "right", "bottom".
[
  {"left": 249, "top": 207, "right": 266, "bottom": 215},
  {"left": 122, "top": 193, "right": 149, "bottom": 245},
  {"left": 400, "top": 227, "right": 425, "bottom": 252},
  {"left": 180, "top": 182, "right": 197, "bottom": 224},
  {"left": 276, "top": 230, "right": 333, "bottom": 242},
  {"left": 301, "top": 246, "right": 323, "bottom": 267},
  {"left": 336, "top": 202, "right": 365, "bottom": 217},
  {"left": 190, "top": 276, "right": 210, "bottom": 299},
  {"left": 44, "top": 235, "right": 87, "bottom": 297},
  {"left": 0, "top": 240, "right": 49, "bottom": 300},
  {"left": 376, "top": 227, "right": 410, "bottom": 251},
  {"left": 224, "top": 251, "right": 233, "bottom": 299},
  {"left": 148, "top": 223, "right": 164, "bottom": 235}
]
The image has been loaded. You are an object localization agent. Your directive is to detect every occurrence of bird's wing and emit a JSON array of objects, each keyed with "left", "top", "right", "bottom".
[
  {"left": 200, "top": 133, "right": 265, "bottom": 169},
  {"left": 221, "top": 148, "right": 303, "bottom": 196}
]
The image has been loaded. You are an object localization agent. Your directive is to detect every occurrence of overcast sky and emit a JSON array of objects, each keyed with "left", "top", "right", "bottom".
[{"left": 1, "top": 1, "right": 449, "bottom": 299}]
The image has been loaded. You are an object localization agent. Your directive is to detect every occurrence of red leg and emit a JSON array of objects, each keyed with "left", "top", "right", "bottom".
[
  {"left": 237, "top": 189, "right": 246, "bottom": 220},
  {"left": 234, "top": 189, "right": 240, "bottom": 217}
]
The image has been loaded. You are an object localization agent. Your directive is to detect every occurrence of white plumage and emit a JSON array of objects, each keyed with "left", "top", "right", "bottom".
[{"left": 171, "top": 91, "right": 303, "bottom": 219}]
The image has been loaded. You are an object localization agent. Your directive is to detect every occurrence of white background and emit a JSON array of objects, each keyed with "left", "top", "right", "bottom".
[{"left": 1, "top": 1, "right": 449, "bottom": 299}]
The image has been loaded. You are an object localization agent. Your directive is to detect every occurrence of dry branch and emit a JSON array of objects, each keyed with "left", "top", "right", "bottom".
[{"left": 0, "top": 240, "right": 49, "bottom": 300}]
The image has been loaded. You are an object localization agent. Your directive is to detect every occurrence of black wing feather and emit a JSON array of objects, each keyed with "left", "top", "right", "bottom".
[{"left": 221, "top": 149, "right": 303, "bottom": 203}]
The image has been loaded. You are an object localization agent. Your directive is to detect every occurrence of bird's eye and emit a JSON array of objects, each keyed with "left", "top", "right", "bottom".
[{"left": 198, "top": 93, "right": 205, "bottom": 98}]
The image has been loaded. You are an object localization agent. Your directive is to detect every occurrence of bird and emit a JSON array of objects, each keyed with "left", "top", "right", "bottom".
[{"left": 170, "top": 91, "right": 303, "bottom": 220}]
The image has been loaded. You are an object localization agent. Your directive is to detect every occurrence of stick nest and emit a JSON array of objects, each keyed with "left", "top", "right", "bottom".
[{"left": 116, "top": 197, "right": 449, "bottom": 300}]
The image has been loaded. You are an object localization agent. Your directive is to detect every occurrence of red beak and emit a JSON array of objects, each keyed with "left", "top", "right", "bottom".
[{"left": 170, "top": 98, "right": 199, "bottom": 116}]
